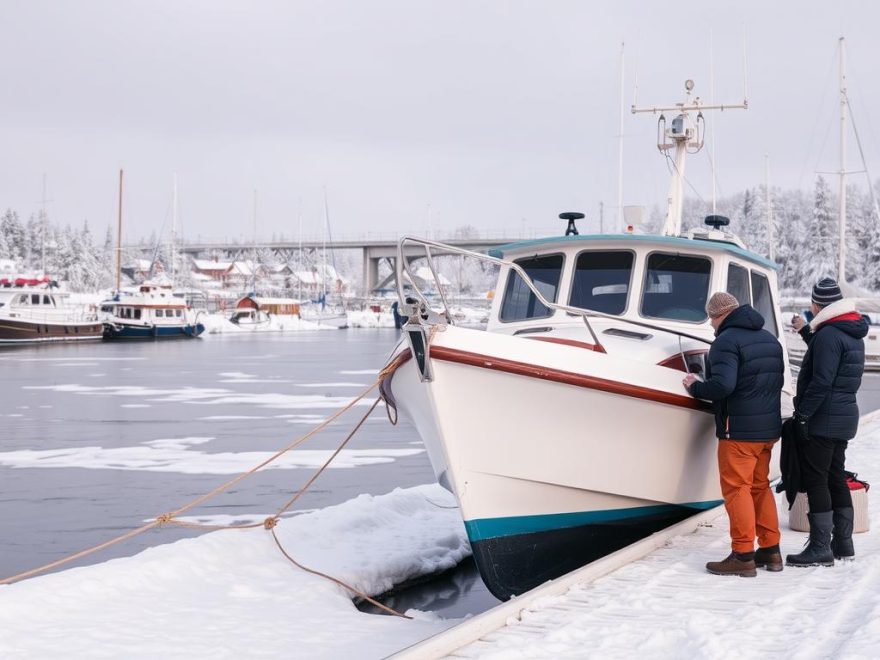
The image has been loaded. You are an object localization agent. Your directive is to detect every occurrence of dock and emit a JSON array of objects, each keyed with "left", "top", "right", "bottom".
[{"left": 392, "top": 410, "right": 880, "bottom": 659}]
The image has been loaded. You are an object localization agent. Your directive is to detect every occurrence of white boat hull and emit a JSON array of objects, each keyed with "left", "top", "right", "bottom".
[{"left": 385, "top": 325, "right": 785, "bottom": 599}]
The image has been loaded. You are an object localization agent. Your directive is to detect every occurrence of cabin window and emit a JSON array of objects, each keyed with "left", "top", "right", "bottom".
[
  {"left": 726, "top": 263, "right": 751, "bottom": 306},
  {"left": 31, "top": 294, "right": 40, "bottom": 304},
  {"left": 750, "top": 270, "right": 778, "bottom": 336},
  {"left": 569, "top": 251, "right": 634, "bottom": 315},
  {"left": 134, "top": 309, "right": 142, "bottom": 320},
  {"left": 42, "top": 295, "right": 52, "bottom": 305},
  {"left": 175, "top": 309, "right": 182, "bottom": 317},
  {"left": 500, "top": 254, "right": 564, "bottom": 322},
  {"left": 641, "top": 253, "right": 711, "bottom": 323},
  {"left": 17, "top": 294, "right": 28, "bottom": 305},
  {"left": 156, "top": 309, "right": 164, "bottom": 318}
]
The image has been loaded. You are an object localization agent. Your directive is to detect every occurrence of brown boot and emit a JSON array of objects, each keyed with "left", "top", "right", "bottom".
[
  {"left": 754, "top": 545, "right": 784, "bottom": 572},
  {"left": 706, "top": 552, "right": 757, "bottom": 577}
]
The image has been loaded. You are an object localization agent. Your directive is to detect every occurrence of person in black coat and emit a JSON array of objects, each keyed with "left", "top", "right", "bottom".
[
  {"left": 683, "top": 292, "right": 785, "bottom": 576},
  {"left": 787, "top": 277, "right": 868, "bottom": 567}
]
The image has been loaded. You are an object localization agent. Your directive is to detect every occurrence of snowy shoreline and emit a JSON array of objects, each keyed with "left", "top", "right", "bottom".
[{"left": 0, "top": 484, "right": 470, "bottom": 659}]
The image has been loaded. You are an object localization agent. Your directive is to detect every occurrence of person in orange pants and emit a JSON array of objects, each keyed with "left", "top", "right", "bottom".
[
  {"left": 684, "top": 292, "right": 785, "bottom": 577},
  {"left": 718, "top": 440, "right": 781, "bottom": 560}
]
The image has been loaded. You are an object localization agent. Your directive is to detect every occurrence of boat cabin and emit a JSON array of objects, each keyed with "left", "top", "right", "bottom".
[
  {"left": 233, "top": 295, "right": 301, "bottom": 316},
  {"left": 485, "top": 229, "right": 788, "bottom": 380}
]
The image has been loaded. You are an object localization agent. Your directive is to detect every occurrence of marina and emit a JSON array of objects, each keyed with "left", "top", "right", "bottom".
[{"left": 3, "top": 3, "right": 880, "bottom": 659}]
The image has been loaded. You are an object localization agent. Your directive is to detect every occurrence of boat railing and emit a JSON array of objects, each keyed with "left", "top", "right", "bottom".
[
  {"left": 395, "top": 236, "right": 714, "bottom": 354},
  {"left": 6, "top": 307, "right": 98, "bottom": 324}
]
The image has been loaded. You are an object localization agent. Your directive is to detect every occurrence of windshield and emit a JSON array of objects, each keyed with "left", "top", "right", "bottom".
[
  {"left": 500, "top": 254, "right": 564, "bottom": 322},
  {"left": 569, "top": 251, "right": 634, "bottom": 315},
  {"left": 641, "top": 253, "right": 711, "bottom": 322}
]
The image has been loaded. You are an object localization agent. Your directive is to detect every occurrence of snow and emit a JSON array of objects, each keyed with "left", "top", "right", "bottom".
[
  {"left": 455, "top": 417, "right": 880, "bottom": 659},
  {"left": 0, "top": 485, "right": 470, "bottom": 659},
  {"left": 0, "top": 436, "right": 424, "bottom": 474},
  {"left": 347, "top": 309, "right": 396, "bottom": 328},
  {"left": 22, "top": 383, "right": 377, "bottom": 410},
  {"left": 200, "top": 312, "right": 335, "bottom": 334}
]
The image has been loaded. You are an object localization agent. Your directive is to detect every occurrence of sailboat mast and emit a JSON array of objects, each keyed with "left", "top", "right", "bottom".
[
  {"left": 252, "top": 189, "right": 258, "bottom": 293},
  {"left": 838, "top": 36, "right": 847, "bottom": 282},
  {"left": 765, "top": 154, "right": 774, "bottom": 260},
  {"left": 116, "top": 169, "right": 123, "bottom": 292},
  {"left": 616, "top": 42, "right": 625, "bottom": 232},
  {"left": 171, "top": 173, "right": 178, "bottom": 283}
]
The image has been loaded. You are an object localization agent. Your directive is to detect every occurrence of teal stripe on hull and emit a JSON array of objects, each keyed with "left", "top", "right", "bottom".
[{"left": 464, "top": 500, "right": 723, "bottom": 542}]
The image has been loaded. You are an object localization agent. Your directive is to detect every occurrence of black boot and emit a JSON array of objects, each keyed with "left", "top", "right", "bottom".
[
  {"left": 786, "top": 511, "right": 835, "bottom": 567},
  {"left": 831, "top": 507, "right": 855, "bottom": 560}
]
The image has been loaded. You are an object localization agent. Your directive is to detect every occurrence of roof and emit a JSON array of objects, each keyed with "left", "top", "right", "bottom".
[
  {"left": 192, "top": 259, "right": 232, "bottom": 271},
  {"left": 487, "top": 233, "right": 780, "bottom": 271}
]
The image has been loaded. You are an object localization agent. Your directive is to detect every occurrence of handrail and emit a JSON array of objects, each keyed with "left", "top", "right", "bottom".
[{"left": 395, "top": 236, "right": 714, "bottom": 347}]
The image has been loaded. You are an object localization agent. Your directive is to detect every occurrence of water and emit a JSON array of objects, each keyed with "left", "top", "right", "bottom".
[{"left": 2, "top": 331, "right": 879, "bottom": 620}]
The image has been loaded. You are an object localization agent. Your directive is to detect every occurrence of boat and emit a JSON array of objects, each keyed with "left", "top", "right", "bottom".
[
  {"left": 229, "top": 295, "right": 301, "bottom": 329},
  {"left": 0, "top": 284, "right": 103, "bottom": 345},
  {"left": 379, "top": 81, "right": 795, "bottom": 600},
  {"left": 784, "top": 38, "right": 880, "bottom": 371},
  {"left": 100, "top": 283, "right": 205, "bottom": 340}
]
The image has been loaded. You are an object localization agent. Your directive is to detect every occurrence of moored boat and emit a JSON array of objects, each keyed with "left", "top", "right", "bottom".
[
  {"left": 100, "top": 283, "right": 205, "bottom": 340},
  {"left": 380, "top": 82, "right": 795, "bottom": 600},
  {"left": 0, "top": 286, "right": 103, "bottom": 345}
]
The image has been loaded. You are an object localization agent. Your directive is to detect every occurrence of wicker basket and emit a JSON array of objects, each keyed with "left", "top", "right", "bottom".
[{"left": 785, "top": 487, "right": 870, "bottom": 533}]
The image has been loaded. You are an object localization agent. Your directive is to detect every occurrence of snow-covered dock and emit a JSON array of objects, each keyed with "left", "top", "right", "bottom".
[{"left": 394, "top": 412, "right": 880, "bottom": 660}]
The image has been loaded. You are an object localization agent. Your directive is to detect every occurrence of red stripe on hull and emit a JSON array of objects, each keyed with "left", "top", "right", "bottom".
[{"left": 385, "top": 342, "right": 712, "bottom": 413}]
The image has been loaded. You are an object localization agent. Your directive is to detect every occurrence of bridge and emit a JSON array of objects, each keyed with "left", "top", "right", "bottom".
[{"left": 134, "top": 234, "right": 532, "bottom": 293}]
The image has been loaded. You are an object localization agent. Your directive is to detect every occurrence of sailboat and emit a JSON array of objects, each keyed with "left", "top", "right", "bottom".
[
  {"left": 298, "top": 191, "right": 348, "bottom": 328},
  {"left": 100, "top": 171, "right": 205, "bottom": 340},
  {"left": 379, "top": 81, "right": 794, "bottom": 600},
  {"left": 785, "top": 38, "right": 880, "bottom": 371}
]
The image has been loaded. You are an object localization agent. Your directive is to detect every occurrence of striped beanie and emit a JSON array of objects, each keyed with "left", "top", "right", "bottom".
[
  {"left": 812, "top": 277, "right": 843, "bottom": 306},
  {"left": 706, "top": 291, "right": 739, "bottom": 318}
]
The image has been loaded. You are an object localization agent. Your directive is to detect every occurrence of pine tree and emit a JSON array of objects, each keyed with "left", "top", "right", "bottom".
[{"left": 808, "top": 176, "right": 838, "bottom": 286}]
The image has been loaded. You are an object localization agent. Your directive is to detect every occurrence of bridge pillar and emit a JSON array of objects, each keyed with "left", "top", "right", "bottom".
[{"left": 362, "top": 247, "right": 380, "bottom": 295}]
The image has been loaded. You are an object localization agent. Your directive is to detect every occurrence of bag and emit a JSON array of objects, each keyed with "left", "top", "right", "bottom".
[
  {"left": 785, "top": 471, "right": 870, "bottom": 534},
  {"left": 846, "top": 471, "right": 870, "bottom": 492}
]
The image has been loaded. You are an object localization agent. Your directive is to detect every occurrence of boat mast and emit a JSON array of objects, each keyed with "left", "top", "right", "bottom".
[
  {"left": 632, "top": 80, "right": 747, "bottom": 236},
  {"left": 116, "top": 169, "right": 123, "bottom": 292},
  {"left": 252, "top": 188, "right": 258, "bottom": 294},
  {"left": 838, "top": 36, "right": 847, "bottom": 282},
  {"left": 171, "top": 172, "right": 178, "bottom": 283},
  {"left": 616, "top": 42, "right": 625, "bottom": 233},
  {"left": 40, "top": 173, "right": 48, "bottom": 275},
  {"left": 765, "top": 154, "right": 774, "bottom": 260}
]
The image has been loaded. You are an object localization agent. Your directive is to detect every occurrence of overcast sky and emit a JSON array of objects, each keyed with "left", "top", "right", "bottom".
[{"left": 1, "top": 0, "right": 878, "bottom": 243}]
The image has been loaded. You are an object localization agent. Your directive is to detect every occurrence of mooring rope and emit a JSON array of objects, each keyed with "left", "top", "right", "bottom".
[{"left": 0, "top": 363, "right": 413, "bottom": 621}]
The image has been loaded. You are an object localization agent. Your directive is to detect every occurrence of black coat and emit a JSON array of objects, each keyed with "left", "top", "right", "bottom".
[
  {"left": 795, "top": 307, "right": 868, "bottom": 441},
  {"left": 689, "top": 305, "right": 785, "bottom": 441}
]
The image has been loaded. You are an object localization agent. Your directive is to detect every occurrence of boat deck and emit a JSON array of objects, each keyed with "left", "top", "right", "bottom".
[{"left": 393, "top": 411, "right": 880, "bottom": 659}]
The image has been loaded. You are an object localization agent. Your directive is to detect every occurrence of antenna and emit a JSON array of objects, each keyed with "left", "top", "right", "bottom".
[{"left": 632, "top": 79, "right": 747, "bottom": 236}]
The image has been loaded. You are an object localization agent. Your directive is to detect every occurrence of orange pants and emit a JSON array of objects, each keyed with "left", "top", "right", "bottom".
[{"left": 718, "top": 440, "right": 781, "bottom": 553}]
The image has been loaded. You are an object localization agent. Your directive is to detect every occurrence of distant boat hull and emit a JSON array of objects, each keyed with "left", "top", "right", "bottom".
[
  {"left": 0, "top": 317, "right": 104, "bottom": 345},
  {"left": 102, "top": 322, "right": 205, "bottom": 340}
]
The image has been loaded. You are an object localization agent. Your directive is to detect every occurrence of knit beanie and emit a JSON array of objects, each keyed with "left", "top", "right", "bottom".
[
  {"left": 706, "top": 292, "right": 739, "bottom": 318},
  {"left": 812, "top": 277, "right": 843, "bottom": 306}
]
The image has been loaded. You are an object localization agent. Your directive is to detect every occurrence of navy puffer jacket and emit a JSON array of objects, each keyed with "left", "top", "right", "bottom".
[
  {"left": 689, "top": 305, "right": 785, "bottom": 441},
  {"left": 795, "top": 300, "right": 868, "bottom": 441}
]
